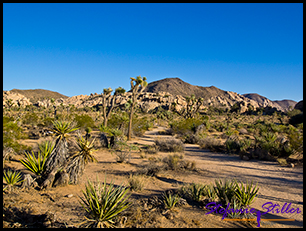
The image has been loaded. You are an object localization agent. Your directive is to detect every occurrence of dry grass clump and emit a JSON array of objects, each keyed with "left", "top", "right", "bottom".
[
  {"left": 155, "top": 138, "right": 185, "bottom": 153},
  {"left": 127, "top": 174, "right": 146, "bottom": 191}
]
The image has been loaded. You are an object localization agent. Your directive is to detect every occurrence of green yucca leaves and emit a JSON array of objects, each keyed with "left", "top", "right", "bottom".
[
  {"left": 162, "top": 191, "right": 181, "bottom": 210},
  {"left": 3, "top": 169, "right": 23, "bottom": 187},
  {"left": 71, "top": 136, "right": 97, "bottom": 164},
  {"left": 234, "top": 180, "right": 259, "bottom": 207},
  {"left": 79, "top": 177, "right": 131, "bottom": 228},
  {"left": 51, "top": 120, "right": 79, "bottom": 141},
  {"left": 39, "top": 140, "right": 55, "bottom": 158},
  {"left": 214, "top": 179, "right": 237, "bottom": 207},
  {"left": 20, "top": 151, "right": 47, "bottom": 176}
]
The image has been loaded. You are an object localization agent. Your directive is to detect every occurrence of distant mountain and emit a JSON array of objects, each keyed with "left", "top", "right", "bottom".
[
  {"left": 243, "top": 93, "right": 297, "bottom": 111},
  {"left": 145, "top": 78, "right": 294, "bottom": 112},
  {"left": 145, "top": 77, "right": 228, "bottom": 99},
  {"left": 10, "top": 89, "right": 68, "bottom": 103}
]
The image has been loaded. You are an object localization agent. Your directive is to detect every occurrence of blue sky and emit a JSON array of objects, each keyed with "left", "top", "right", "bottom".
[{"left": 3, "top": 3, "right": 303, "bottom": 102}]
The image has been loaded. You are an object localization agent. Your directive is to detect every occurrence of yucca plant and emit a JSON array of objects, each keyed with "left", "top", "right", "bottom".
[
  {"left": 203, "top": 183, "right": 217, "bottom": 201},
  {"left": 214, "top": 179, "right": 237, "bottom": 207},
  {"left": 181, "top": 182, "right": 206, "bottom": 202},
  {"left": 3, "top": 169, "right": 23, "bottom": 191},
  {"left": 39, "top": 140, "right": 55, "bottom": 158},
  {"left": 41, "top": 120, "right": 78, "bottom": 188},
  {"left": 162, "top": 190, "right": 181, "bottom": 210},
  {"left": 66, "top": 136, "right": 97, "bottom": 184},
  {"left": 234, "top": 180, "right": 259, "bottom": 207},
  {"left": 79, "top": 176, "right": 131, "bottom": 228},
  {"left": 20, "top": 150, "right": 47, "bottom": 176}
]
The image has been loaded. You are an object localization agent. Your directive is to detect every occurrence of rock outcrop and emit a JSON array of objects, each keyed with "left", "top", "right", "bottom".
[{"left": 4, "top": 78, "right": 295, "bottom": 113}]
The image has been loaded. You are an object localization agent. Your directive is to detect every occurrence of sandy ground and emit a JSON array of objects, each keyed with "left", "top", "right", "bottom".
[{"left": 3, "top": 126, "right": 303, "bottom": 228}]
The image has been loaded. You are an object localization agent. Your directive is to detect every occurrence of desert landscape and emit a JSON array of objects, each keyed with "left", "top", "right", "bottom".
[{"left": 3, "top": 77, "right": 303, "bottom": 228}]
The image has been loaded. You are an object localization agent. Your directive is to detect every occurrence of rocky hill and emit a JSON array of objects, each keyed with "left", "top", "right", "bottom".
[
  {"left": 10, "top": 89, "right": 68, "bottom": 103},
  {"left": 243, "top": 93, "right": 296, "bottom": 111},
  {"left": 3, "top": 78, "right": 297, "bottom": 113}
]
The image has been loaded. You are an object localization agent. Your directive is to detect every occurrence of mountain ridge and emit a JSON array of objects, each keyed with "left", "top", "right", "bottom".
[{"left": 4, "top": 78, "right": 298, "bottom": 112}]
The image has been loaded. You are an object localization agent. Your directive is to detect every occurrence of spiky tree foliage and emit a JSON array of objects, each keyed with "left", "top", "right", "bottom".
[
  {"left": 127, "top": 75, "right": 148, "bottom": 140},
  {"left": 175, "top": 94, "right": 204, "bottom": 119},
  {"left": 41, "top": 120, "right": 78, "bottom": 189},
  {"left": 66, "top": 136, "right": 97, "bottom": 184},
  {"left": 101, "top": 87, "right": 126, "bottom": 127}
]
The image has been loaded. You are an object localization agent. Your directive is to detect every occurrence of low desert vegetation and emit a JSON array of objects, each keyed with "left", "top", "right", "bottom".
[{"left": 2, "top": 76, "right": 303, "bottom": 227}]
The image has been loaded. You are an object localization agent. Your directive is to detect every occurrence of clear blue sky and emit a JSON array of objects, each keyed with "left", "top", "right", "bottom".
[{"left": 3, "top": 3, "right": 303, "bottom": 102}]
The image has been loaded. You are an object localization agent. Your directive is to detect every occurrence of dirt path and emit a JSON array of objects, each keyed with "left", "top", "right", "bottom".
[{"left": 135, "top": 126, "right": 303, "bottom": 228}]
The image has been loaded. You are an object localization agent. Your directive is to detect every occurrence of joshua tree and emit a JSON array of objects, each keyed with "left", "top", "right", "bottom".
[
  {"left": 127, "top": 76, "right": 148, "bottom": 140},
  {"left": 175, "top": 94, "right": 203, "bottom": 119},
  {"left": 66, "top": 135, "right": 97, "bottom": 184},
  {"left": 101, "top": 87, "right": 126, "bottom": 127},
  {"left": 41, "top": 120, "right": 78, "bottom": 189}
]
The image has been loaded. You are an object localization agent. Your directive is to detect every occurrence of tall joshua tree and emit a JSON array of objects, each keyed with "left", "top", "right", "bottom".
[
  {"left": 127, "top": 76, "right": 148, "bottom": 141},
  {"left": 41, "top": 120, "right": 78, "bottom": 189},
  {"left": 101, "top": 87, "right": 126, "bottom": 127}
]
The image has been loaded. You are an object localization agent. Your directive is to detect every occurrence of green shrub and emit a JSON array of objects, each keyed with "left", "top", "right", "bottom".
[
  {"left": 3, "top": 116, "right": 30, "bottom": 154},
  {"left": 132, "top": 115, "right": 153, "bottom": 137},
  {"left": 74, "top": 114, "right": 95, "bottom": 130}
]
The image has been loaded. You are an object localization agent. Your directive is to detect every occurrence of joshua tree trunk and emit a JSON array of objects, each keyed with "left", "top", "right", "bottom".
[
  {"left": 41, "top": 138, "right": 69, "bottom": 189},
  {"left": 127, "top": 105, "right": 134, "bottom": 140}
]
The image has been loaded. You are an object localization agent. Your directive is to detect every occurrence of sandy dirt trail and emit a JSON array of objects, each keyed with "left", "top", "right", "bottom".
[{"left": 135, "top": 126, "right": 303, "bottom": 228}]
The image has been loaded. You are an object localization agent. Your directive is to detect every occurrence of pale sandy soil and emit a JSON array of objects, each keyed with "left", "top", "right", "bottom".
[{"left": 3, "top": 126, "right": 303, "bottom": 228}]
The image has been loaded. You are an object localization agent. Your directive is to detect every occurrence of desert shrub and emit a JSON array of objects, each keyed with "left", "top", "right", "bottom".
[
  {"left": 225, "top": 136, "right": 240, "bottom": 154},
  {"left": 142, "top": 144, "right": 158, "bottom": 154},
  {"left": 138, "top": 161, "right": 162, "bottom": 177},
  {"left": 107, "top": 112, "right": 129, "bottom": 132},
  {"left": 74, "top": 114, "right": 95, "bottom": 130},
  {"left": 170, "top": 117, "right": 203, "bottom": 136},
  {"left": 155, "top": 138, "right": 185, "bottom": 153},
  {"left": 197, "top": 136, "right": 223, "bottom": 152},
  {"left": 111, "top": 141, "right": 139, "bottom": 163},
  {"left": 162, "top": 153, "right": 184, "bottom": 170},
  {"left": 153, "top": 106, "right": 174, "bottom": 120},
  {"left": 42, "top": 117, "right": 55, "bottom": 128},
  {"left": 23, "top": 112, "right": 39, "bottom": 126},
  {"left": 132, "top": 115, "right": 153, "bottom": 137},
  {"left": 3, "top": 116, "right": 30, "bottom": 154},
  {"left": 127, "top": 174, "right": 146, "bottom": 191}
]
